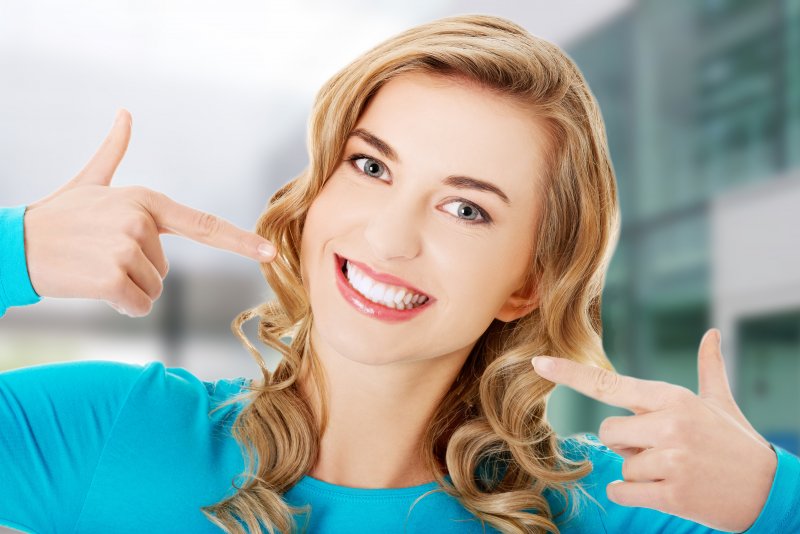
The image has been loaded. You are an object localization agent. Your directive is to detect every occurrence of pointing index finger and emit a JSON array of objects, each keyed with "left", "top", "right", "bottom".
[
  {"left": 144, "top": 190, "right": 276, "bottom": 261},
  {"left": 531, "top": 356, "right": 684, "bottom": 414}
]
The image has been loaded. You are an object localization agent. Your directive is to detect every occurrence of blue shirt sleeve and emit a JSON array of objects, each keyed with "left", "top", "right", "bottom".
[
  {"left": 569, "top": 433, "right": 800, "bottom": 533},
  {"left": 0, "top": 204, "right": 43, "bottom": 317},
  {"left": 0, "top": 360, "right": 147, "bottom": 533}
]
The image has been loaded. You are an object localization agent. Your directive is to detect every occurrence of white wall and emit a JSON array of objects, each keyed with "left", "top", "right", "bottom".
[{"left": 711, "top": 169, "right": 800, "bottom": 394}]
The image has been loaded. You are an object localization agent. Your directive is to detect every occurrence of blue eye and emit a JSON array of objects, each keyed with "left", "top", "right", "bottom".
[
  {"left": 441, "top": 200, "right": 488, "bottom": 224},
  {"left": 344, "top": 152, "right": 493, "bottom": 227},
  {"left": 349, "top": 155, "right": 388, "bottom": 181}
]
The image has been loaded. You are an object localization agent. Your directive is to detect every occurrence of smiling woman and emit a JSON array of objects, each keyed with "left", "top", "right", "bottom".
[
  {"left": 203, "top": 12, "right": 621, "bottom": 533},
  {"left": 1, "top": 11, "right": 797, "bottom": 534},
  {"left": 188, "top": 12, "right": 796, "bottom": 534}
]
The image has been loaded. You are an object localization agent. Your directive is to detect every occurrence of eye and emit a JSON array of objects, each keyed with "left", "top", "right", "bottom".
[
  {"left": 441, "top": 200, "right": 490, "bottom": 225},
  {"left": 348, "top": 155, "right": 389, "bottom": 182},
  {"left": 343, "top": 152, "right": 493, "bottom": 227}
]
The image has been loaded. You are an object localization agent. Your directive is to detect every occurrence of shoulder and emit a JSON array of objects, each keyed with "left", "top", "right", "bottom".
[
  {"left": 109, "top": 360, "right": 253, "bottom": 428},
  {"left": 0, "top": 359, "right": 150, "bottom": 422},
  {"left": 559, "top": 432, "right": 620, "bottom": 463},
  {"left": 1, "top": 358, "right": 252, "bottom": 430}
]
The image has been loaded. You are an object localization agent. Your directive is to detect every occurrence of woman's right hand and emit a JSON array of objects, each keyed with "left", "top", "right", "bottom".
[{"left": 23, "top": 109, "right": 278, "bottom": 317}]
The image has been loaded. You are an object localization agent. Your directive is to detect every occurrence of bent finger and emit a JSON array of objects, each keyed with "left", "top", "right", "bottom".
[
  {"left": 110, "top": 272, "right": 156, "bottom": 317},
  {"left": 126, "top": 248, "right": 164, "bottom": 303},
  {"left": 607, "top": 479, "right": 672, "bottom": 513},
  {"left": 619, "top": 447, "right": 675, "bottom": 482},
  {"left": 136, "top": 216, "right": 170, "bottom": 279}
]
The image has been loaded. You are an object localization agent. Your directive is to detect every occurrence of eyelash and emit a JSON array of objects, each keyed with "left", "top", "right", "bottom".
[{"left": 344, "top": 152, "right": 493, "bottom": 227}]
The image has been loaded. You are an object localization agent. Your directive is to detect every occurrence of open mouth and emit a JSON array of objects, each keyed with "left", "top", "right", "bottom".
[{"left": 335, "top": 253, "right": 432, "bottom": 311}]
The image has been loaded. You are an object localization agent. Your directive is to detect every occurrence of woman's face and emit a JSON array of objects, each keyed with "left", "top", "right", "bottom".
[{"left": 300, "top": 71, "right": 547, "bottom": 366}]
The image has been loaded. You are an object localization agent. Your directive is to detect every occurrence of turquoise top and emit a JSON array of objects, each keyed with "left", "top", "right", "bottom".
[
  {"left": 0, "top": 205, "right": 42, "bottom": 316},
  {"left": 1, "top": 204, "right": 798, "bottom": 533}
]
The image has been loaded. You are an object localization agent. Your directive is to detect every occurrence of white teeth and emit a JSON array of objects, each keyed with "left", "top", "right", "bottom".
[
  {"left": 358, "top": 275, "right": 373, "bottom": 296},
  {"left": 369, "top": 283, "right": 387, "bottom": 302},
  {"left": 384, "top": 287, "right": 397, "bottom": 308},
  {"left": 393, "top": 289, "right": 406, "bottom": 305},
  {"left": 344, "top": 259, "right": 429, "bottom": 309}
]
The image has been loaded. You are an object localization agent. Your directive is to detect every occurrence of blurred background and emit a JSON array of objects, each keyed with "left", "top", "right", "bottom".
[{"left": 0, "top": 0, "right": 798, "bottom": 488}]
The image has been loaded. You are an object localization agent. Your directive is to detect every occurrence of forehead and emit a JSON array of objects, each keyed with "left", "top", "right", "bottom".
[{"left": 352, "top": 72, "right": 546, "bottom": 200}]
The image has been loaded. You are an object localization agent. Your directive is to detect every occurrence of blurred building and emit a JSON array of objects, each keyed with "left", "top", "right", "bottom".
[{"left": 549, "top": 0, "right": 800, "bottom": 454}]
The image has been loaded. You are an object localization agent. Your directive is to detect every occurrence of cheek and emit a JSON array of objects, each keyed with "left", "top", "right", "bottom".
[
  {"left": 315, "top": 172, "right": 371, "bottom": 222},
  {"left": 442, "top": 239, "right": 525, "bottom": 310}
]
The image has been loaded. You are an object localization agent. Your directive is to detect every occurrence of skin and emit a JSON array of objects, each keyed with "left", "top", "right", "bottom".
[
  {"left": 24, "top": 109, "right": 277, "bottom": 317},
  {"left": 298, "top": 71, "right": 543, "bottom": 487},
  {"left": 532, "top": 328, "right": 778, "bottom": 532}
]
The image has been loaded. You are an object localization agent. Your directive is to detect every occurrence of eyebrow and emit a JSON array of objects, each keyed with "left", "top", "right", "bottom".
[{"left": 348, "top": 128, "right": 511, "bottom": 206}]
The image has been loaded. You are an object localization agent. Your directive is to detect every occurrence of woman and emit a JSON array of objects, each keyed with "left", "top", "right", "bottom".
[{"left": 1, "top": 14, "right": 797, "bottom": 534}]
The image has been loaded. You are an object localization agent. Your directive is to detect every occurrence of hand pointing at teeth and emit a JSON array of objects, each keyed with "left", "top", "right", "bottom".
[
  {"left": 531, "top": 328, "right": 778, "bottom": 533},
  {"left": 22, "top": 109, "right": 278, "bottom": 317}
]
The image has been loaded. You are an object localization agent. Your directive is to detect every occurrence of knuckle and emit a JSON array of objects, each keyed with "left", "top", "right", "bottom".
[
  {"left": 663, "top": 449, "right": 686, "bottom": 473},
  {"left": 129, "top": 186, "right": 167, "bottom": 212},
  {"left": 123, "top": 215, "right": 151, "bottom": 242},
  {"left": 124, "top": 185, "right": 151, "bottom": 202},
  {"left": 149, "top": 189, "right": 170, "bottom": 208},
  {"left": 114, "top": 241, "right": 140, "bottom": 268},
  {"left": 592, "top": 370, "right": 619, "bottom": 396},
  {"left": 662, "top": 418, "right": 686, "bottom": 442},
  {"left": 598, "top": 417, "right": 616, "bottom": 442},
  {"left": 195, "top": 211, "right": 221, "bottom": 238}
]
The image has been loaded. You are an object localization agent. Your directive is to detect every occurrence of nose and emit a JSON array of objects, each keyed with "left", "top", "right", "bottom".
[{"left": 363, "top": 194, "right": 422, "bottom": 261}]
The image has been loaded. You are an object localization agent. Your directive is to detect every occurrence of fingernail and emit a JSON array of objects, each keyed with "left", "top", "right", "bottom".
[
  {"left": 532, "top": 356, "right": 555, "bottom": 373},
  {"left": 715, "top": 329, "right": 722, "bottom": 348},
  {"left": 258, "top": 243, "right": 276, "bottom": 259},
  {"left": 707, "top": 328, "right": 717, "bottom": 343}
]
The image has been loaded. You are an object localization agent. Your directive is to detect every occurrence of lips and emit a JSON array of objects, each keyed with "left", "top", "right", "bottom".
[
  {"left": 333, "top": 253, "right": 434, "bottom": 322},
  {"left": 335, "top": 253, "right": 432, "bottom": 299}
]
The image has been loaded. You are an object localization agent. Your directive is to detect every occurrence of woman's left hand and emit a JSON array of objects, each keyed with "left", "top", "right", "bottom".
[{"left": 531, "top": 328, "right": 777, "bottom": 533}]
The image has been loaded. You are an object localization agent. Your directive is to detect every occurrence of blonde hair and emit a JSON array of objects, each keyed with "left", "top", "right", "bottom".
[{"left": 200, "top": 13, "right": 621, "bottom": 533}]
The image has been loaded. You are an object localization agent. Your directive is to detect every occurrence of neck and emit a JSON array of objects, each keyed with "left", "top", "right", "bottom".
[{"left": 299, "top": 326, "right": 470, "bottom": 489}]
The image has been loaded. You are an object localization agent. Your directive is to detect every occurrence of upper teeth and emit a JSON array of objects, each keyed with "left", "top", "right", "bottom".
[{"left": 345, "top": 260, "right": 429, "bottom": 310}]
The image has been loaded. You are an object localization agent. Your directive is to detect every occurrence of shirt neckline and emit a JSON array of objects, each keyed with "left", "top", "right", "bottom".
[{"left": 294, "top": 473, "right": 452, "bottom": 498}]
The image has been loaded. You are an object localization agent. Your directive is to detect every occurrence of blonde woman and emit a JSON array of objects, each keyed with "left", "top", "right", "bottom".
[{"left": 1, "top": 14, "right": 797, "bottom": 534}]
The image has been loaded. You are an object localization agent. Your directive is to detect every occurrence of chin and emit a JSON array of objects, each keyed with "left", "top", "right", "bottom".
[{"left": 333, "top": 340, "right": 401, "bottom": 366}]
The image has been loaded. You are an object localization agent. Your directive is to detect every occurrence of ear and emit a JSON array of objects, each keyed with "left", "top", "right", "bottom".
[{"left": 495, "top": 283, "right": 539, "bottom": 323}]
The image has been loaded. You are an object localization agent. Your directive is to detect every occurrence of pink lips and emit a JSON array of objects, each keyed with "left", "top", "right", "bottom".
[{"left": 334, "top": 253, "right": 434, "bottom": 323}]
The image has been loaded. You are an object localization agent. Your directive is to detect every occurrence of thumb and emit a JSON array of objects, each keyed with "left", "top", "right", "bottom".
[
  {"left": 71, "top": 108, "right": 132, "bottom": 187},
  {"left": 697, "top": 328, "right": 734, "bottom": 402},
  {"left": 698, "top": 328, "right": 773, "bottom": 449}
]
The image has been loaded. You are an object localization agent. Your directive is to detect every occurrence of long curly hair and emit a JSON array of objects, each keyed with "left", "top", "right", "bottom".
[{"left": 200, "top": 13, "right": 621, "bottom": 534}]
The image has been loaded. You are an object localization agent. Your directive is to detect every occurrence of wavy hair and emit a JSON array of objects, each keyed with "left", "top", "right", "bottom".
[{"left": 200, "top": 13, "right": 621, "bottom": 534}]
